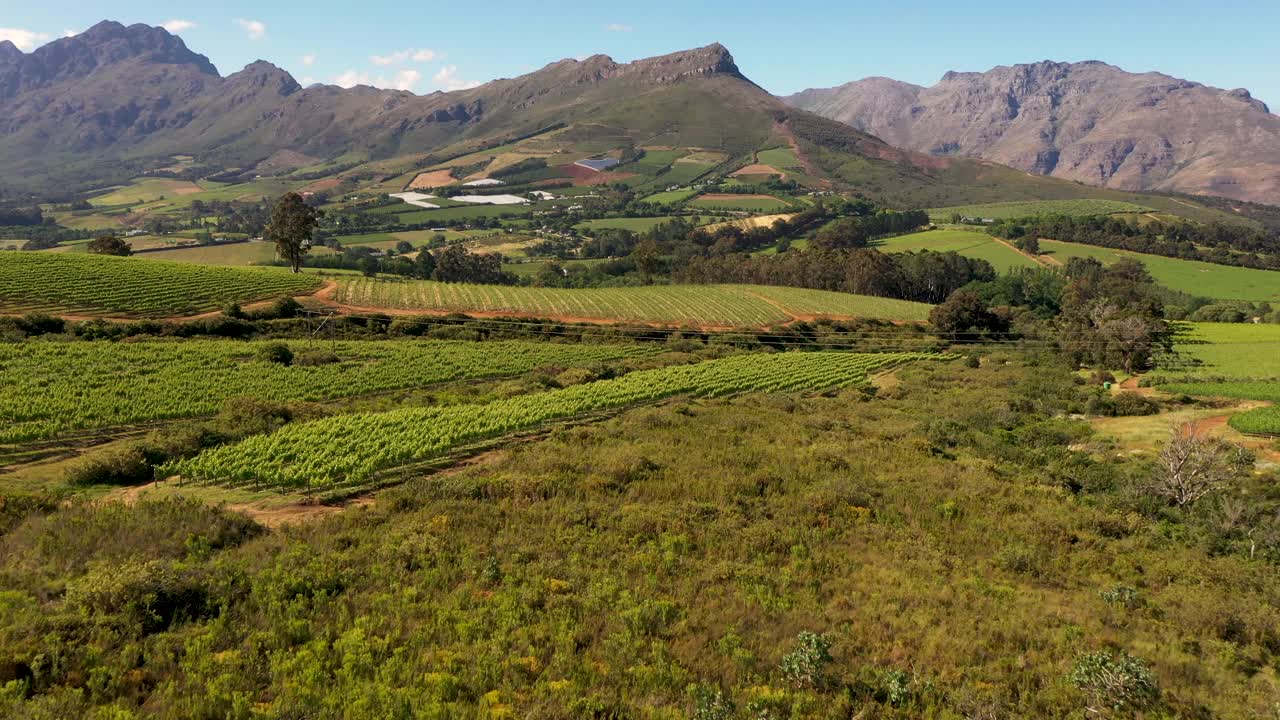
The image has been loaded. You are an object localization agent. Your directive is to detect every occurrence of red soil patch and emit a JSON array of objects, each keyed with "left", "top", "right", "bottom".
[
  {"left": 301, "top": 177, "right": 342, "bottom": 193},
  {"left": 552, "top": 164, "right": 636, "bottom": 186},
  {"left": 408, "top": 169, "right": 458, "bottom": 190},
  {"left": 732, "top": 164, "right": 785, "bottom": 177}
]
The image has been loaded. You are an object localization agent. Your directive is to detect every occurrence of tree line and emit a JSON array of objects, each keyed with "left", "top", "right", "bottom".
[
  {"left": 677, "top": 247, "right": 994, "bottom": 304},
  {"left": 990, "top": 214, "right": 1280, "bottom": 270}
]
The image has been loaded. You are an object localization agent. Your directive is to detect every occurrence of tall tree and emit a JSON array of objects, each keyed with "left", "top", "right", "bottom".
[
  {"left": 86, "top": 234, "right": 132, "bottom": 256},
  {"left": 266, "top": 193, "right": 322, "bottom": 273}
]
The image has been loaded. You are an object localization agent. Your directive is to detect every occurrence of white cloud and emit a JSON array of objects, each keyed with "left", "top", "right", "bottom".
[
  {"left": 0, "top": 27, "right": 51, "bottom": 51},
  {"left": 333, "top": 68, "right": 422, "bottom": 92},
  {"left": 433, "top": 65, "right": 480, "bottom": 91},
  {"left": 371, "top": 48, "right": 442, "bottom": 66},
  {"left": 333, "top": 70, "right": 370, "bottom": 88},
  {"left": 236, "top": 19, "right": 266, "bottom": 40},
  {"left": 161, "top": 19, "right": 197, "bottom": 33},
  {"left": 301, "top": 54, "right": 316, "bottom": 67},
  {"left": 605, "top": 23, "right": 633, "bottom": 32},
  {"left": 389, "top": 69, "right": 420, "bottom": 91}
]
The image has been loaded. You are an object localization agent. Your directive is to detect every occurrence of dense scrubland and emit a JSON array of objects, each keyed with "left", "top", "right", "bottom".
[{"left": 2, "top": 354, "right": 1278, "bottom": 718}]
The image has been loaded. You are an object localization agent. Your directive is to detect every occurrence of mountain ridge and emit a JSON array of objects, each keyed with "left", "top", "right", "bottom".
[{"left": 784, "top": 59, "right": 1280, "bottom": 204}]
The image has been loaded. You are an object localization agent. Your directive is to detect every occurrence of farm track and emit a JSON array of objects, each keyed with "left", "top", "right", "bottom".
[{"left": 991, "top": 236, "right": 1062, "bottom": 268}]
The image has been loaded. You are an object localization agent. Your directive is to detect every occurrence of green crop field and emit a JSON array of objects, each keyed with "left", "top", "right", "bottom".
[
  {"left": 627, "top": 150, "right": 685, "bottom": 173},
  {"left": 574, "top": 216, "right": 715, "bottom": 232},
  {"left": 0, "top": 252, "right": 321, "bottom": 316},
  {"left": 1152, "top": 323, "right": 1280, "bottom": 433},
  {"left": 134, "top": 242, "right": 332, "bottom": 266},
  {"left": 641, "top": 189, "right": 699, "bottom": 205},
  {"left": 331, "top": 278, "right": 932, "bottom": 326},
  {"left": 0, "top": 339, "right": 656, "bottom": 443},
  {"left": 1039, "top": 239, "right": 1280, "bottom": 301},
  {"left": 165, "top": 352, "right": 949, "bottom": 489},
  {"left": 88, "top": 178, "right": 206, "bottom": 207},
  {"left": 927, "top": 199, "right": 1155, "bottom": 221},
  {"left": 657, "top": 162, "right": 715, "bottom": 186},
  {"left": 689, "top": 196, "right": 793, "bottom": 213},
  {"left": 756, "top": 147, "right": 803, "bottom": 171},
  {"left": 398, "top": 204, "right": 536, "bottom": 224},
  {"left": 874, "top": 229, "right": 1040, "bottom": 272}
]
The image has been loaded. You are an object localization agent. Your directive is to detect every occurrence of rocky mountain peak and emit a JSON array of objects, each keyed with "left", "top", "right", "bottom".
[
  {"left": 786, "top": 60, "right": 1280, "bottom": 204},
  {"left": 624, "top": 43, "right": 741, "bottom": 83},
  {"left": 0, "top": 40, "right": 21, "bottom": 64}
]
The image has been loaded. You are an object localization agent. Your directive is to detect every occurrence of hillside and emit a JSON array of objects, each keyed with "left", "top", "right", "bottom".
[
  {"left": 0, "top": 21, "right": 1244, "bottom": 216},
  {"left": 785, "top": 60, "right": 1280, "bottom": 205}
]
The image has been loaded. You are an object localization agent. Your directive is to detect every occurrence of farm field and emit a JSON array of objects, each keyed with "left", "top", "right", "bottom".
[
  {"left": 88, "top": 178, "right": 205, "bottom": 206},
  {"left": 689, "top": 194, "right": 794, "bottom": 213},
  {"left": 574, "top": 216, "right": 715, "bottom": 232},
  {"left": 756, "top": 147, "right": 804, "bottom": 171},
  {"left": 0, "top": 339, "right": 656, "bottom": 443},
  {"left": 927, "top": 199, "right": 1155, "bottom": 221},
  {"left": 1039, "top": 239, "right": 1280, "bottom": 301},
  {"left": 641, "top": 188, "right": 699, "bottom": 205},
  {"left": 166, "top": 351, "right": 947, "bottom": 489},
  {"left": 330, "top": 278, "right": 933, "bottom": 326},
  {"left": 875, "top": 229, "right": 1040, "bottom": 272},
  {"left": 133, "top": 242, "right": 326, "bottom": 266},
  {"left": 1152, "top": 323, "right": 1280, "bottom": 433},
  {"left": 0, "top": 252, "right": 321, "bottom": 317},
  {"left": 333, "top": 230, "right": 468, "bottom": 248}
]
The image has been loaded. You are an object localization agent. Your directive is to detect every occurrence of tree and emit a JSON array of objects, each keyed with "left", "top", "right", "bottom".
[
  {"left": 414, "top": 248, "right": 437, "bottom": 280},
  {"left": 631, "top": 239, "right": 662, "bottom": 282},
  {"left": 265, "top": 193, "right": 322, "bottom": 273},
  {"left": 929, "top": 289, "right": 1007, "bottom": 341},
  {"left": 86, "top": 234, "right": 132, "bottom": 256},
  {"left": 1015, "top": 235, "right": 1040, "bottom": 255},
  {"left": 1152, "top": 425, "right": 1253, "bottom": 507},
  {"left": 395, "top": 240, "right": 414, "bottom": 254}
]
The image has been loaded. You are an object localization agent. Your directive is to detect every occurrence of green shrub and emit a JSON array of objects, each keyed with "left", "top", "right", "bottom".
[
  {"left": 257, "top": 342, "right": 294, "bottom": 366},
  {"left": 691, "top": 686, "right": 734, "bottom": 720},
  {"left": 65, "top": 559, "right": 214, "bottom": 634},
  {"left": 64, "top": 446, "right": 152, "bottom": 486},
  {"left": 1111, "top": 391, "right": 1160, "bottom": 417},
  {"left": 293, "top": 349, "right": 341, "bottom": 367},
  {"left": 780, "top": 631, "right": 833, "bottom": 689},
  {"left": 1068, "top": 650, "right": 1159, "bottom": 714},
  {"left": 17, "top": 313, "right": 65, "bottom": 336},
  {"left": 1099, "top": 585, "right": 1141, "bottom": 610}
]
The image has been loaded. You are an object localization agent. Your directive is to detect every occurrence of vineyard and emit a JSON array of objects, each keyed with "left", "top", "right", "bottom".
[
  {"left": 0, "top": 252, "right": 322, "bottom": 317},
  {"left": 926, "top": 199, "right": 1154, "bottom": 221},
  {"left": 0, "top": 340, "right": 657, "bottom": 442},
  {"left": 164, "top": 352, "right": 950, "bottom": 490},
  {"left": 1152, "top": 323, "right": 1280, "bottom": 434},
  {"left": 331, "top": 279, "right": 933, "bottom": 326}
]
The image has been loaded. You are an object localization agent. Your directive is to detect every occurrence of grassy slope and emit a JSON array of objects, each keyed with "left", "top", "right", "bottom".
[
  {"left": 1039, "top": 239, "right": 1280, "bottom": 301},
  {"left": 874, "top": 229, "right": 1040, "bottom": 272}
]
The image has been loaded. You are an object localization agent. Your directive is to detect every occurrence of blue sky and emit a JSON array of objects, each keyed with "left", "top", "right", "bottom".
[{"left": 4, "top": 1, "right": 1277, "bottom": 109}]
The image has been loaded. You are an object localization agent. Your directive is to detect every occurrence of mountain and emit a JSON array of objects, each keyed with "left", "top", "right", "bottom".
[
  {"left": 785, "top": 61, "right": 1280, "bottom": 205},
  {"left": 0, "top": 22, "right": 1246, "bottom": 215}
]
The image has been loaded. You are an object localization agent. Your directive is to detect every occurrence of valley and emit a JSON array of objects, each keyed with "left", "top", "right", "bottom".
[{"left": 1, "top": 12, "right": 1280, "bottom": 719}]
